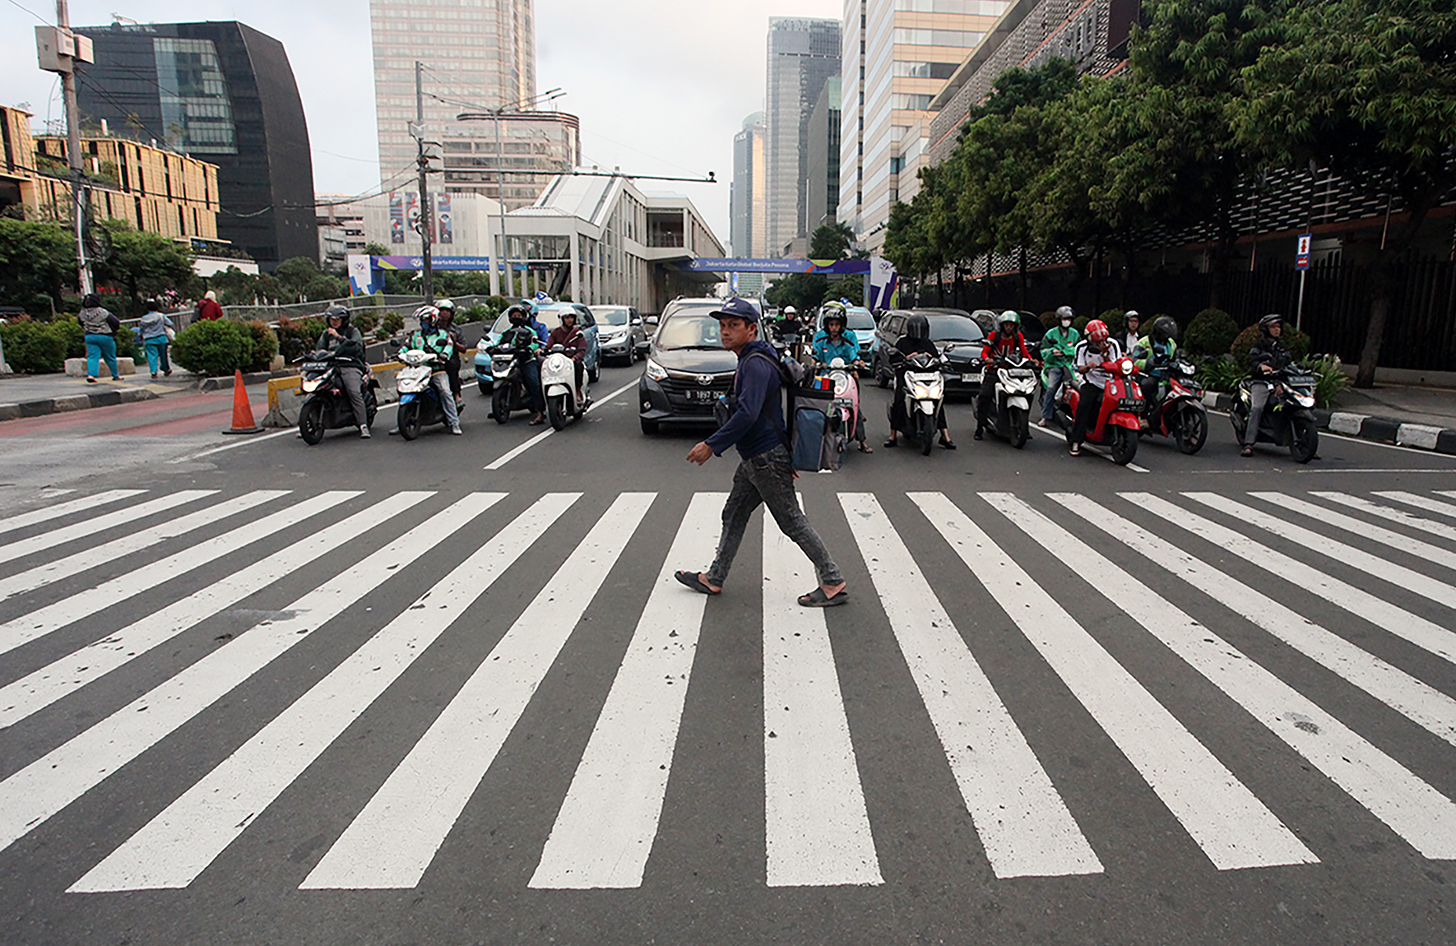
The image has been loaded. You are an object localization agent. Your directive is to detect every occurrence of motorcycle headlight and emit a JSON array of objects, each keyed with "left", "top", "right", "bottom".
[
  {"left": 645, "top": 358, "right": 668, "bottom": 381},
  {"left": 301, "top": 378, "right": 321, "bottom": 393},
  {"left": 1296, "top": 394, "right": 1315, "bottom": 407}
]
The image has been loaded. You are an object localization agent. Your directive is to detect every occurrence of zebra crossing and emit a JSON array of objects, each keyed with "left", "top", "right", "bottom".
[{"left": 1, "top": 484, "right": 1456, "bottom": 895}]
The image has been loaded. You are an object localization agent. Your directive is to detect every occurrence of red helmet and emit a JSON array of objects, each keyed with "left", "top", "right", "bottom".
[{"left": 1085, "top": 319, "right": 1109, "bottom": 344}]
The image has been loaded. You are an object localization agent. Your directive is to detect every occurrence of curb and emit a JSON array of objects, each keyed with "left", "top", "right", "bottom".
[
  {"left": 0, "top": 386, "right": 159, "bottom": 422},
  {"left": 1201, "top": 391, "right": 1456, "bottom": 456}
]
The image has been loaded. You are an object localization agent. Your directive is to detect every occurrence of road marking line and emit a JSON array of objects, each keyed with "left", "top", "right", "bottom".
[
  {"left": 914, "top": 491, "right": 1312, "bottom": 870},
  {"left": 1052, "top": 493, "right": 1456, "bottom": 747},
  {"left": 530, "top": 492, "right": 723, "bottom": 889},
  {"left": 1378, "top": 491, "right": 1456, "bottom": 520},
  {"left": 483, "top": 378, "right": 638, "bottom": 470},
  {"left": 70, "top": 493, "right": 579, "bottom": 893},
  {"left": 1311, "top": 491, "right": 1456, "bottom": 544},
  {"left": 1249, "top": 491, "right": 1456, "bottom": 573},
  {"left": 1026, "top": 423, "right": 1149, "bottom": 472},
  {"left": 0, "top": 492, "right": 432, "bottom": 730},
  {"left": 838, "top": 492, "right": 1101, "bottom": 879},
  {"left": 167, "top": 427, "right": 296, "bottom": 463},
  {"left": 0, "top": 490, "right": 214, "bottom": 566},
  {"left": 0, "top": 489, "right": 141, "bottom": 537},
  {"left": 302, "top": 493, "right": 655, "bottom": 890},
  {"left": 0, "top": 491, "right": 360, "bottom": 659},
  {"left": 0, "top": 490, "right": 285, "bottom": 601},
  {"left": 992, "top": 492, "right": 1456, "bottom": 860},
  {"left": 0, "top": 493, "right": 499, "bottom": 855},
  {"left": 763, "top": 498, "right": 881, "bottom": 888},
  {"left": 1187, "top": 492, "right": 1456, "bottom": 610}
]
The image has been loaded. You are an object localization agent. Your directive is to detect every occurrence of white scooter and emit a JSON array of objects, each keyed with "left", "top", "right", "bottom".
[
  {"left": 540, "top": 344, "right": 589, "bottom": 430},
  {"left": 888, "top": 350, "right": 946, "bottom": 456}
]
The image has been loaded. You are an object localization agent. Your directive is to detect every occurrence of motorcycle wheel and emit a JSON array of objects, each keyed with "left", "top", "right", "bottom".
[
  {"left": 589, "top": 365, "right": 600, "bottom": 384},
  {"left": 1176, "top": 405, "right": 1207, "bottom": 454},
  {"left": 364, "top": 392, "right": 378, "bottom": 430},
  {"left": 492, "top": 385, "right": 510, "bottom": 424},
  {"left": 876, "top": 359, "right": 890, "bottom": 389},
  {"left": 398, "top": 401, "right": 421, "bottom": 441},
  {"left": 920, "top": 417, "right": 935, "bottom": 456},
  {"left": 298, "top": 400, "right": 326, "bottom": 446},
  {"left": 547, "top": 394, "right": 567, "bottom": 431},
  {"left": 1110, "top": 427, "right": 1139, "bottom": 465},
  {"left": 1229, "top": 409, "right": 1247, "bottom": 444},
  {"left": 1290, "top": 416, "right": 1318, "bottom": 464},
  {"left": 1010, "top": 407, "right": 1029, "bottom": 449}
]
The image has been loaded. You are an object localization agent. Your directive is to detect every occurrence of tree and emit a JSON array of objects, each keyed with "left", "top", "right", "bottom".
[
  {"left": 809, "top": 222, "right": 858, "bottom": 260},
  {"left": 273, "top": 257, "right": 347, "bottom": 302},
  {"left": 0, "top": 218, "right": 75, "bottom": 309},
  {"left": 94, "top": 219, "right": 195, "bottom": 310},
  {"left": 1233, "top": 0, "right": 1456, "bottom": 387}
]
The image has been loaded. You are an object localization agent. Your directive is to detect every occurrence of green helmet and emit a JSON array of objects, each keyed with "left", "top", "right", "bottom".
[{"left": 998, "top": 310, "right": 1019, "bottom": 327}]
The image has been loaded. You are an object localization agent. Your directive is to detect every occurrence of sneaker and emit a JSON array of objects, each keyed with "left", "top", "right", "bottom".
[
  {"left": 450, "top": 425, "right": 463, "bottom": 435},
  {"left": 1069, "top": 443, "right": 1082, "bottom": 456},
  {"left": 360, "top": 426, "right": 371, "bottom": 439},
  {"left": 972, "top": 429, "right": 983, "bottom": 441},
  {"left": 150, "top": 372, "right": 158, "bottom": 379},
  {"left": 1036, "top": 418, "right": 1047, "bottom": 427}
]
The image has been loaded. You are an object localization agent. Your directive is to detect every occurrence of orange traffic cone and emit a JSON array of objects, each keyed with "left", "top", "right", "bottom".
[{"left": 222, "top": 369, "right": 264, "bottom": 434}]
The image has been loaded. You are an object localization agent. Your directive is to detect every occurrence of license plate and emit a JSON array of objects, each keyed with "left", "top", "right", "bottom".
[{"left": 687, "top": 389, "right": 717, "bottom": 402}]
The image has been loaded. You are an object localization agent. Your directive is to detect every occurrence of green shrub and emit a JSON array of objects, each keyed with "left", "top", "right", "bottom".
[
  {"left": 1230, "top": 323, "right": 1311, "bottom": 369},
  {"left": 1195, "top": 354, "right": 1244, "bottom": 393},
  {"left": 378, "top": 312, "right": 405, "bottom": 338},
  {"left": 48, "top": 316, "right": 85, "bottom": 358},
  {"left": 1098, "top": 309, "right": 1126, "bottom": 339},
  {"left": 0, "top": 320, "right": 68, "bottom": 373},
  {"left": 1302, "top": 354, "right": 1350, "bottom": 409},
  {"left": 170, "top": 319, "right": 253, "bottom": 377},
  {"left": 1183, "top": 308, "right": 1240, "bottom": 357},
  {"left": 1038, "top": 310, "right": 1059, "bottom": 328},
  {"left": 458, "top": 304, "right": 492, "bottom": 324},
  {"left": 242, "top": 320, "right": 279, "bottom": 372},
  {"left": 486, "top": 295, "right": 510, "bottom": 312},
  {"left": 275, "top": 316, "right": 324, "bottom": 362},
  {"left": 352, "top": 311, "right": 378, "bottom": 336}
]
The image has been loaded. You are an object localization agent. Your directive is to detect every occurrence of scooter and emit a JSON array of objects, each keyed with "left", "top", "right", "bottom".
[
  {"left": 1055, "top": 356, "right": 1145, "bottom": 465},
  {"left": 813, "top": 356, "right": 862, "bottom": 456},
  {"left": 977, "top": 352, "right": 1039, "bottom": 449},
  {"left": 1230, "top": 364, "right": 1319, "bottom": 463},
  {"left": 296, "top": 350, "right": 378, "bottom": 446},
  {"left": 887, "top": 350, "right": 945, "bottom": 456},
  {"left": 1142, "top": 358, "right": 1209, "bottom": 454},
  {"left": 541, "top": 344, "right": 589, "bottom": 430},
  {"left": 395, "top": 348, "right": 459, "bottom": 440},
  {"left": 490, "top": 327, "right": 539, "bottom": 424}
]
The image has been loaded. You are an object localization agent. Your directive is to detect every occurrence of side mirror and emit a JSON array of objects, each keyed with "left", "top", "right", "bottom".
[
  {"left": 645, "top": 315, "right": 659, "bottom": 326},
  {"left": 630, "top": 317, "right": 642, "bottom": 326}
]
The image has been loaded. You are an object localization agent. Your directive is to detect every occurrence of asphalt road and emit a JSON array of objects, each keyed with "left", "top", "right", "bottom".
[{"left": 2, "top": 362, "right": 1456, "bottom": 946}]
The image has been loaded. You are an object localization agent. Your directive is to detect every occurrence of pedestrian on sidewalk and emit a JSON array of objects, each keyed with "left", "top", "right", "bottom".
[
  {"left": 78, "top": 293, "right": 121, "bottom": 383},
  {"left": 195, "top": 290, "right": 224, "bottom": 322},
  {"left": 675, "top": 297, "right": 848, "bottom": 607},
  {"left": 137, "top": 300, "right": 174, "bottom": 379}
]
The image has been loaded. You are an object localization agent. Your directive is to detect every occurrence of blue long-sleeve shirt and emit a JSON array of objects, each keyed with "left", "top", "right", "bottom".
[
  {"left": 705, "top": 339, "right": 786, "bottom": 460},
  {"left": 812, "top": 329, "right": 859, "bottom": 365}
]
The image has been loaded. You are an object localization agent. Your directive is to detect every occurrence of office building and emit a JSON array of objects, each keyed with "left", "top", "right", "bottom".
[
  {"left": 72, "top": 20, "right": 317, "bottom": 270},
  {"left": 437, "top": 110, "right": 580, "bottom": 210},
  {"left": 805, "top": 77, "right": 841, "bottom": 240},
  {"left": 730, "top": 112, "right": 766, "bottom": 259},
  {"left": 840, "top": 0, "right": 1009, "bottom": 254},
  {"left": 765, "top": 17, "right": 840, "bottom": 257}
]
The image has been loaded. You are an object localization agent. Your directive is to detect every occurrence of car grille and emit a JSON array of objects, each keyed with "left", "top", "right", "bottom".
[{"left": 659, "top": 374, "right": 732, "bottom": 416}]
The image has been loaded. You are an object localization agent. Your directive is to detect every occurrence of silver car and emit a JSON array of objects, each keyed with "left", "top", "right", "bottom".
[{"left": 589, "top": 305, "right": 649, "bottom": 366}]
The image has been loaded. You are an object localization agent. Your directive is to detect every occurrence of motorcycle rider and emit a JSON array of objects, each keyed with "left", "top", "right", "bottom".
[
  {"left": 545, "top": 307, "right": 589, "bottom": 407},
  {"left": 812, "top": 302, "right": 872, "bottom": 453},
  {"left": 1133, "top": 316, "right": 1180, "bottom": 410},
  {"left": 435, "top": 299, "right": 469, "bottom": 410},
  {"left": 1068, "top": 318, "right": 1123, "bottom": 457},
  {"left": 1119, "top": 310, "right": 1143, "bottom": 356},
  {"left": 404, "top": 304, "right": 462, "bottom": 435},
  {"left": 883, "top": 312, "right": 956, "bottom": 450},
  {"left": 975, "top": 310, "right": 1038, "bottom": 441},
  {"left": 1241, "top": 313, "right": 1292, "bottom": 457},
  {"left": 500, "top": 302, "right": 546, "bottom": 424},
  {"left": 316, "top": 304, "right": 370, "bottom": 438},
  {"left": 1039, "top": 305, "right": 1079, "bottom": 427}
]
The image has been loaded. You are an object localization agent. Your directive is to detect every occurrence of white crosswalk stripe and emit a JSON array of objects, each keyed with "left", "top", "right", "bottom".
[{"left": 0, "top": 486, "right": 1450, "bottom": 896}]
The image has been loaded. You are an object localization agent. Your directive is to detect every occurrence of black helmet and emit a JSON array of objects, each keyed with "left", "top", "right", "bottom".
[
  {"left": 505, "top": 302, "right": 530, "bottom": 326},
  {"left": 1152, "top": 316, "right": 1178, "bottom": 343},
  {"left": 325, "top": 304, "right": 350, "bottom": 329},
  {"left": 1258, "top": 313, "right": 1282, "bottom": 337},
  {"left": 905, "top": 313, "right": 930, "bottom": 340}
]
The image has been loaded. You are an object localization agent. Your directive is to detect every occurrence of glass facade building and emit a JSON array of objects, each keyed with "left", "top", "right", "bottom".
[
  {"left": 765, "top": 18, "right": 841, "bottom": 257},
  {"left": 73, "top": 21, "right": 316, "bottom": 270}
]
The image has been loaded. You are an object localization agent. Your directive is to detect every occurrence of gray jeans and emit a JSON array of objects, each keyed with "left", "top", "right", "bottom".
[
  {"left": 339, "top": 366, "right": 368, "bottom": 429},
  {"left": 1243, "top": 382, "right": 1272, "bottom": 445},
  {"left": 706, "top": 444, "right": 843, "bottom": 587}
]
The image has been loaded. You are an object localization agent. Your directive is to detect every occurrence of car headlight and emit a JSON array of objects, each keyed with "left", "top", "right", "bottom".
[{"left": 645, "top": 358, "right": 668, "bottom": 381}]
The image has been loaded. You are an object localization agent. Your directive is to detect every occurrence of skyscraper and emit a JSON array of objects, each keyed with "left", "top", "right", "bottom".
[
  {"left": 765, "top": 17, "right": 840, "bottom": 257},
  {"left": 805, "top": 77, "right": 841, "bottom": 239},
  {"left": 73, "top": 21, "right": 316, "bottom": 269},
  {"left": 840, "top": 0, "right": 1009, "bottom": 254},
  {"left": 731, "top": 112, "right": 766, "bottom": 259}
]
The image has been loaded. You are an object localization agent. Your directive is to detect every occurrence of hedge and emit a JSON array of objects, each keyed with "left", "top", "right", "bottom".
[
  {"left": 0, "top": 320, "right": 69, "bottom": 373},
  {"left": 170, "top": 319, "right": 254, "bottom": 377},
  {"left": 1183, "top": 308, "right": 1240, "bottom": 357}
]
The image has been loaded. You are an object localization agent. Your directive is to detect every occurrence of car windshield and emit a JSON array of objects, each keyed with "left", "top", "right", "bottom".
[
  {"left": 655, "top": 312, "right": 723, "bottom": 350},
  {"left": 927, "top": 315, "right": 983, "bottom": 342},
  {"left": 592, "top": 306, "right": 630, "bottom": 326}
]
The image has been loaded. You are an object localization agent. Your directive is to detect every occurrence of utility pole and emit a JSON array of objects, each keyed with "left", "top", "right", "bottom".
[
  {"left": 49, "top": 2, "right": 93, "bottom": 295},
  {"left": 412, "top": 61, "right": 434, "bottom": 303}
]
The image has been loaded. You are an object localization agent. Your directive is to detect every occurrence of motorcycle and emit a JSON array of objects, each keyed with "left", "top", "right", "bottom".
[
  {"left": 395, "top": 348, "right": 460, "bottom": 440},
  {"left": 817, "top": 356, "right": 862, "bottom": 453},
  {"left": 1055, "top": 356, "right": 1145, "bottom": 465},
  {"left": 977, "top": 352, "right": 1039, "bottom": 449},
  {"left": 489, "top": 327, "right": 539, "bottom": 424},
  {"left": 1230, "top": 364, "right": 1319, "bottom": 463},
  {"left": 541, "top": 344, "right": 589, "bottom": 430},
  {"left": 1141, "top": 357, "right": 1208, "bottom": 455},
  {"left": 296, "top": 350, "right": 378, "bottom": 446},
  {"left": 887, "top": 350, "right": 946, "bottom": 456}
]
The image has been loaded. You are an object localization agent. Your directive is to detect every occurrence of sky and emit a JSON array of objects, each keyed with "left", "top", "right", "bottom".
[{"left": 0, "top": 0, "right": 844, "bottom": 248}]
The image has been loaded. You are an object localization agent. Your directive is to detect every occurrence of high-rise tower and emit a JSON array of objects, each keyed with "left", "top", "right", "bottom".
[{"left": 765, "top": 17, "right": 840, "bottom": 257}]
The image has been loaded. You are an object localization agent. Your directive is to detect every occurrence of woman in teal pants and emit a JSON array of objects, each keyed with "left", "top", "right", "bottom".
[
  {"left": 137, "top": 300, "right": 174, "bottom": 378},
  {"left": 78, "top": 293, "right": 120, "bottom": 382}
]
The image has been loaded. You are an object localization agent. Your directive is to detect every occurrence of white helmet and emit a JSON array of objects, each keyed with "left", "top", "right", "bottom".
[{"left": 782, "top": 305, "right": 797, "bottom": 316}]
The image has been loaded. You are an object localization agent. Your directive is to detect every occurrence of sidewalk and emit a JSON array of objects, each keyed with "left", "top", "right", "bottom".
[
  {"left": 0, "top": 372, "right": 195, "bottom": 421},
  {"left": 1202, "top": 382, "right": 1456, "bottom": 455}
]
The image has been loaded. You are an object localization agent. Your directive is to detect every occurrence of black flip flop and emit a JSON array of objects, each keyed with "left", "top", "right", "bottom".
[
  {"left": 674, "top": 570, "right": 720, "bottom": 595},
  {"left": 798, "top": 587, "right": 848, "bottom": 608}
]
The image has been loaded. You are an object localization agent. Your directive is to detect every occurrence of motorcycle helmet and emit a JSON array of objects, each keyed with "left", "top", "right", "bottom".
[
  {"left": 1124, "top": 309, "right": 1140, "bottom": 325},
  {"left": 905, "top": 313, "right": 930, "bottom": 340},
  {"left": 414, "top": 304, "right": 440, "bottom": 332},
  {"left": 821, "top": 300, "right": 847, "bottom": 328},
  {"left": 1056, "top": 305, "right": 1074, "bottom": 323},
  {"left": 1085, "top": 319, "right": 1110, "bottom": 345},
  {"left": 782, "top": 305, "right": 798, "bottom": 317},
  {"left": 998, "top": 310, "right": 1019, "bottom": 331},
  {"left": 437, "top": 298, "right": 456, "bottom": 312},
  {"left": 505, "top": 302, "right": 531, "bottom": 326},
  {"left": 324, "top": 304, "right": 350, "bottom": 329},
  {"left": 1152, "top": 316, "right": 1178, "bottom": 343},
  {"left": 1258, "top": 313, "right": 1283, "bottom": 337}
]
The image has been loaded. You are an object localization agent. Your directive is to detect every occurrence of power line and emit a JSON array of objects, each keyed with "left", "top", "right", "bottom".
[{"left": 4, "top": 0, "right": 45, "bottom": 22}]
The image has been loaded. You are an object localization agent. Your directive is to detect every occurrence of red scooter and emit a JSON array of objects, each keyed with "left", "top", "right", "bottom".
[{"left": 1054, "top": 356, "right": 1145, "bottom": 465}]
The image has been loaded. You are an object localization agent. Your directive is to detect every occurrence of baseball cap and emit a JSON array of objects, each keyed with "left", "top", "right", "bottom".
[{"left": 709, "top": 298, "right": 760, "bottom": 323}]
